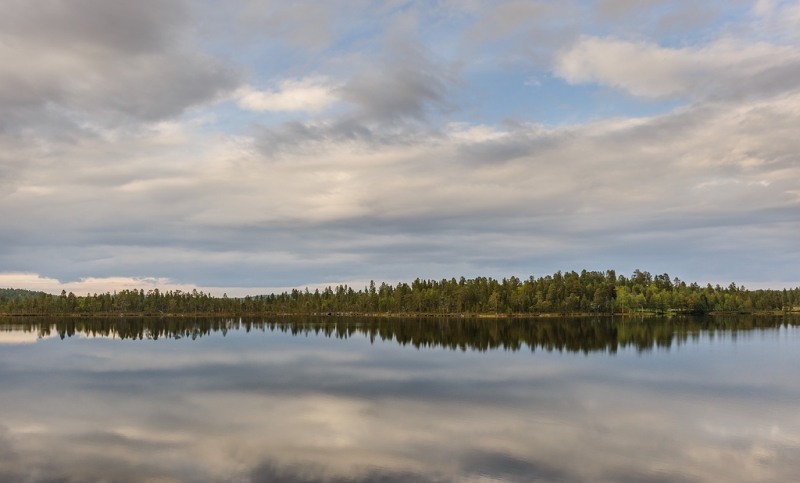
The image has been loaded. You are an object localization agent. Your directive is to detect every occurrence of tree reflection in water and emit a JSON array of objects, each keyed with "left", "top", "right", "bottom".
[{"left": 4, "top": 314, "right": 798, "bottom": 353}]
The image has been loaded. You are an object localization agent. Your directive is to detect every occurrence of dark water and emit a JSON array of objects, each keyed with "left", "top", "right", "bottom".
[{"left": 0, "top": 316, "right": 798, "bottom": 483}]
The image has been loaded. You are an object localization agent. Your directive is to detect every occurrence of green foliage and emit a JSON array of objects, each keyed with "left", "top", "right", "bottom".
[
  {"left": 0, "top": 288, "right": 50, "bottom": 300},
  {"left": 0, "top": 270, "right": 797, "bottom": 316}
]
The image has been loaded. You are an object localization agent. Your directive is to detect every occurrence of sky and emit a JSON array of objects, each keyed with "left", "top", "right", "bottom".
[{"left": 1, "top": 0, "right": 799, "bottom": 296}]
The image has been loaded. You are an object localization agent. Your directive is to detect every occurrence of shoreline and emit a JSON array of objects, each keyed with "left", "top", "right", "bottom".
[{"left": 2, "top": 310, "right": 797, "bottom": 319}]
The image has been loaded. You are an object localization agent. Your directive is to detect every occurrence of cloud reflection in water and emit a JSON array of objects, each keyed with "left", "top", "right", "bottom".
[{"left": 0, "top": 317, "right": 798, "bottom": 482}]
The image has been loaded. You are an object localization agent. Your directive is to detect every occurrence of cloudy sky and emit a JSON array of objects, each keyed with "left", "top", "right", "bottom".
[{"left": 1, "top": 0, "right": 799, "bottom": 295}]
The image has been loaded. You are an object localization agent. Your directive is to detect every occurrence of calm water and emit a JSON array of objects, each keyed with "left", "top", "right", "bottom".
[{"left": 0, "top": 316, "right": 798, "bottom": 483}]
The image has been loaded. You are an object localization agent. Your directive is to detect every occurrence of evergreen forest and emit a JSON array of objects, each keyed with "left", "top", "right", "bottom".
[{"left": 2, "top": 270, "right": 799, "bottom": 316}]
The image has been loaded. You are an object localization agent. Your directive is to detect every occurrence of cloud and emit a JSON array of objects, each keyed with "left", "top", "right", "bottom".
[
  {"left": 249, "top": 462, "right": 440, "bottom": 483},
  {"left": 337, "top": 31, "right": 455, "bottom": 123},
  {"left": 0, "top": 0, "right": 238, "bottom": 129},
  {"left": 1, "top": 0, "right": 800, "bottom": 290},
  {"left": 0, "top": 273, "right": 190, "bottom": 295},
  {"left": 3, "top": 86, "right": 800, "bottom": 287},
  {"left": 251, "top": 31, "right": 457, "bottom": 155},
  {"left": 554, "top": 36, "right": 800, "bottom": 100},
  {"left": 0, "top": 272, "right": 363, "bottom": 298},
  {"left": 594, "top": 0, "right": 674, "bottom": 20},
  {"left": 234, "top": 0, "right": 340, "bottom": 51},
  {"left": 465, "top": 1, "right": 558, "bottom": 43},
  {"left": 236, "top": 78, "right": 340, "bottom": 113},
  {"left": 339, "top": 66, "right": 448, "bottom": 122}
]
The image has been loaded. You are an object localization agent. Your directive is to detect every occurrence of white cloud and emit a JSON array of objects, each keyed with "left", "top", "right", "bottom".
[
  {"left": 0, "top": 272, "right": 371, "bottom": 298},
  {"left": 554, "top": 36, "right": 800, "bottom": 99},
  {"left": 753, "top": 0, "right": 779, "bottom": 17},
  {"left": 524, "top": 76, "right": 541, "bottom": 87},
  {"left": 445, "top": 122, "right": 509, "bottom": 143},
  {"left": 235, "top": 77, "right": 339, "bottom": 113},
  {"left": 0, "top": 273, "right": 192, "bottom": 295}
]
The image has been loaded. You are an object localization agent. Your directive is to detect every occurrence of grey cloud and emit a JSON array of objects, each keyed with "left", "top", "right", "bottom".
[
  {"left": 255, "top": 119, "right": 376, "bottom": 155},
  {"left": 461, "top": 451, "right": 572, "bottom": 482},
  {"left": 466, "top": 1, "right": 578, "bottom": 42},
  {"left": 65, "top": 53, "right": 236, "bottom": 122},
  {"left": 468, "top": 1, "right": 554, "bottom": 39},
  {"left": 591, "top": 0, "right": 734, "bottom": 30},
  {"left": 255, "top": 34, "right": 456, "bottom": 156},
  {"left": 250, "top": 462, "right": 442, "bottom": 483},
  {"left": 0, "top": 0, "right": 190, "bottom": 55},
  {"left": 3, "top": 90, "right": 800, "bottom": 287},
  {"left": 594, "top": 0, "right": 673, "bottom": 20},
  {"left": 2, "top": 1, "right": 800, "bottom": 291},
  {"left": 715, "top": 62, "right": 800, "bottom": 102},
  {"left": 254, "top": 118, "right": 442, "bottom": 156},
  {"left": 338, "top": 32, "right": 456, "bottom": 124},
  {"left": 237, "top": 1, "right": 340, "bottom": 51},
  {"left": 340, "top": 66, "right": 448, "bottom": 122},
  {"left": 0, "top": 0, "right": 239, "bottom": 128},
  {"left": 654, "top": 4, "right": 723, "bottom": 35},
  {"left": 463, "top": 1, "right": 582, "bottom": 67},
  {"left": 454, "top": 131, "right": 542, "bottom": 165}
]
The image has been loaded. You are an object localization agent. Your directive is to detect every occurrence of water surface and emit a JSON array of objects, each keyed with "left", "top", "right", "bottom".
[{"left": 1, "top": 316, "right": 798, "bottom": 482}]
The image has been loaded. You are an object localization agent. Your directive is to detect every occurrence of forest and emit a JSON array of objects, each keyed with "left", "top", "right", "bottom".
[{"left": 1, "top": 270, "right": 799, "bottom": 316}]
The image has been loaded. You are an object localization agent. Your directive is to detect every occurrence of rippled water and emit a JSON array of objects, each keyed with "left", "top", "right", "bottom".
[{"left": 1, "top": 316, "right": 798, "bottom": 482}]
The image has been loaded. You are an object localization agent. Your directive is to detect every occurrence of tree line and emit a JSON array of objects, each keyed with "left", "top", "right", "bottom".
[
  {"left": 1, "top": 269, "right": 799, "bottom": 316},
  {"left": 4, "top": 315, "right": 798, "bottom": 354}
]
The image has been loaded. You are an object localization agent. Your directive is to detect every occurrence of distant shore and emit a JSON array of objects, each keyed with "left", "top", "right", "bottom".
[
  {"left": 3, "top": 270, "right": 799, "bottom": 318},
  {"left": 2, "top": 309, "right": 798, "bottom": 318}
]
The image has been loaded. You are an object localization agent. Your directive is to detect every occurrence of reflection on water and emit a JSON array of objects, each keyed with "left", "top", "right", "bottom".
[
  {"left": 0, "top": 316, "right": 799, "bottom": 482},
  {"left": 6, "top": 314, "right": 800, "bottom": 352}
]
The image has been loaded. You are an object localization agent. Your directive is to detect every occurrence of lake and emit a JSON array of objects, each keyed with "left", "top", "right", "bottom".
[{"left": 1, "top": 316, "right": 798, "bottom": 482}]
